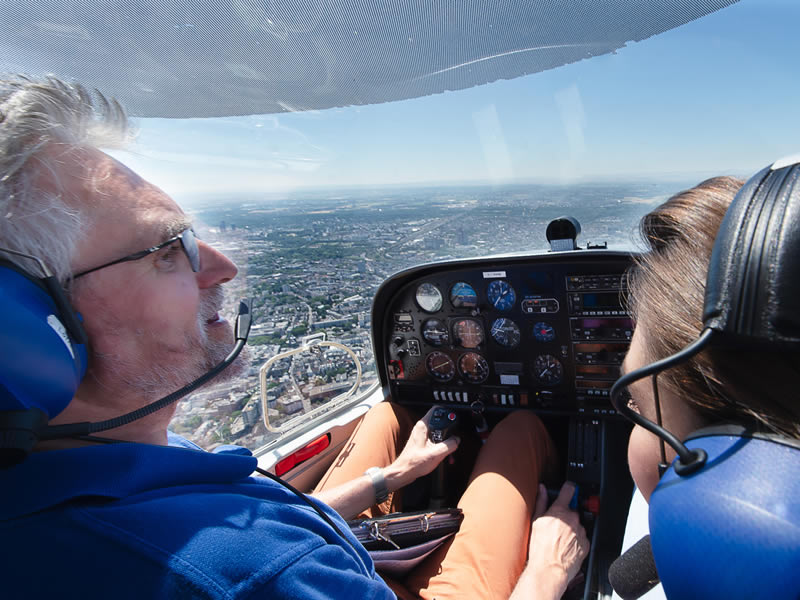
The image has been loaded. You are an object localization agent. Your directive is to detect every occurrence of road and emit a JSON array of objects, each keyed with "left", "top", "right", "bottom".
[{"left": 289, "top": 370, "right": 312, "bottom": 413}]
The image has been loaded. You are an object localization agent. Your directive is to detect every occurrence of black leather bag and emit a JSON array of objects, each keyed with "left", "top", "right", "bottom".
[
  {"left": 348, "top": 508, "right": 464, "bottom": 576},
  {"left": 349, "top": 508, "right": 463, "bottom": 550}
]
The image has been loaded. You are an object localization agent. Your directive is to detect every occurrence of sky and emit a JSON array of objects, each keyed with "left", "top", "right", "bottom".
[{"left": 111, "top": 0, "right": 800, "bottom": 202}]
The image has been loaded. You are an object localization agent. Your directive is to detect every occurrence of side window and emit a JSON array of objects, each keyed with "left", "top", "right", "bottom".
[
  {"left": 259, "top": 336, "right": 377, "bottom": 441},
  {"left": 171, "top": 316, "right": 378, "bottom": 450},
  {"left": 168, "top": 224, "right": 379, "bottom": 450}
]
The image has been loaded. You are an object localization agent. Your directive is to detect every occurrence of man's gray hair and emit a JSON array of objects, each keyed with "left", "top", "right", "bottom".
[{"left": 0, "top": 75, "right": 130, "bottom": 282}]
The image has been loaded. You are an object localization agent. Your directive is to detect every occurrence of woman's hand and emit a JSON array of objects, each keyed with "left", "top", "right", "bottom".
[
  {"left": 528, "top": 481, "right": 591, "bottom": 585},
  {"left": 384, "top": 406, "right": 460, "bottom": 490},
  {"left": 510, "top": 481, "right": 591, "bottom": 600}
]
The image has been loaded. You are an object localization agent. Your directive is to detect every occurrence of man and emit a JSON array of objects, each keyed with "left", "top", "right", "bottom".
[{"left": 0, "top": 76, "right": 586, "bottom": 599}]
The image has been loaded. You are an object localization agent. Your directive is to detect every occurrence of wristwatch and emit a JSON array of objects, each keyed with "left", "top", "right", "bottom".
[{"left": 365, "top": 467, "right": 389, "bottom": 504}]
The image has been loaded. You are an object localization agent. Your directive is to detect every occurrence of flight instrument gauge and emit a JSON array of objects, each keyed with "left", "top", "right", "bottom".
[
  {"left": 422, "top": 319, "right": 450, "bottom": 346},
  {"left": 415, "top": 283, "right": 443, "bottom": 313},
  {"left": 452, "top": 319, "right": 484, "bottom": 348},
  {"left": 533, "top": 354, "right": 563, "bottom": 385},
  {"left": 533, "top": 322, "right": 556, "bottom": 342},
  {"left": 490, "top": 318, "right": 521, "bottom": 347},
  {"left": 426, "top": 351, "right": 456, "bottom": 382},
  {"left": 458, "top": 352, "right": 490, "bottom": 384},
  {"left": 487, "top": 280, "right": 516, "bottom": 311},
  {"left": 450, "top": 282, "right": 478, "bottom": 308}
]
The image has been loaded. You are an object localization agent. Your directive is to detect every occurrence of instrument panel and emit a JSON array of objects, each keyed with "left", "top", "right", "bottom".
[{"left": 372, "top": 251, "right": 634, "bottom": 417}]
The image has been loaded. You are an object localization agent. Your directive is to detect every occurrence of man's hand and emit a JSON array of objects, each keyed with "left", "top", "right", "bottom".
[
  {"left": 384, "top": 406, "right": 460, "bottom": 491},
  {"left": 312, "top": 407, "right": 459, "bottom": 518},
  {"left": 528, "top": 482, "right": 590, "bottom": 585}
]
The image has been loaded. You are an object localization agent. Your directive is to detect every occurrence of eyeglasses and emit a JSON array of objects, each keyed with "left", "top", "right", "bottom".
[{"left": 73, "top": 228, "right": 200, "bottom": 279}]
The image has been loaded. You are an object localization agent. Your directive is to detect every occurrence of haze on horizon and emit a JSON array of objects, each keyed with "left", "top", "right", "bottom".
[{"left": 110, "top": 0, "right": 800, "bottom": 205}]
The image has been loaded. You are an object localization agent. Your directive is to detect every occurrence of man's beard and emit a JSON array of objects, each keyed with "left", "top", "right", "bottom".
[{"left": 90, "top": 285, "right": 251, "bottom": 401}]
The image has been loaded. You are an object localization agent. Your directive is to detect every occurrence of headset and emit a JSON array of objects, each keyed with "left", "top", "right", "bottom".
[
  {"left": 0, "top": 250, "right": 253, "bottom": 464},
  {"left": 0, "top": 251, "right": 89, "bottom": 462},
  {"left": 611, "top": 157, "right": 800, "bottom": 598}
]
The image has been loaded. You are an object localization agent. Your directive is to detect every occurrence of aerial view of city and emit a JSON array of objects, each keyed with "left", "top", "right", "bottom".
[{"left": 168, "top": 180, "right": 689, "bottom": 451}]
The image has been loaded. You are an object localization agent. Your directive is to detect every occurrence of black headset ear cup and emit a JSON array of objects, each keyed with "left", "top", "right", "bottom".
[
  {"left": 704, "top": 162, "right": 800, "bottom": 347},
  {"left": 0, "top": 260, "right": 88, "bottom": 418}
]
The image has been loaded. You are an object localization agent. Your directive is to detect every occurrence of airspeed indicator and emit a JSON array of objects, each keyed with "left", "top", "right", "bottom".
[{"left": 416, "top": 283, "right": 443, "bottom": 313}]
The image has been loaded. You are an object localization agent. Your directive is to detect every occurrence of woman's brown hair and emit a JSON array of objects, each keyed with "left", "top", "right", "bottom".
[{"left": 629, "top": 176, "right": 800, "bottom": 439}]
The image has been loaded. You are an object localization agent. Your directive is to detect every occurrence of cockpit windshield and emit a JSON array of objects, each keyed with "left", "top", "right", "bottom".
[{"left": 5, "top": 0, "right": 799, "bottom": 450}]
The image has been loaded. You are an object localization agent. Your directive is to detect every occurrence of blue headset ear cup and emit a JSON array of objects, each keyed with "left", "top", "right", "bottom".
[
  {"left": 0, "top": 263, "right": 88, "bottom": 418},
  {"left": 649, "top": 429, "right": 800, "bottom": 599}
]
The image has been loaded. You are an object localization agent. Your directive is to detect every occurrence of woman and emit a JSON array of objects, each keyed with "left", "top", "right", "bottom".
[{"left": 622, "top": 174, "right": 800, "bottom": 499}]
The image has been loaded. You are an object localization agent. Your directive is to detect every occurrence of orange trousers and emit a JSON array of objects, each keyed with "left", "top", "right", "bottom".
[{"left": 315, "top": 403, "right": 556, "bottom": 600}]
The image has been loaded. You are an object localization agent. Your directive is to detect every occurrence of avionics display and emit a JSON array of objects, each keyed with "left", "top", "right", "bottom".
[
  {"left": 574, "top": 343, "right": 628, "bottom": 364},
  {"left": 575, "top": 379, "right": 614, "bottom": 401},
  {"left": 575, "top": 364, "right": 620, "bottom": 379},
  {"left": 568, "top": 292, "right": 625, "bottom": 315},
  {"left": 566, "top": 274, "right": 625, "bottom": 291},
  {"left": 571, "top": 317, "right": 633, "bottom": 340},
  {"left": 575, "top": 379, "right": 613, "bottom": 389}
]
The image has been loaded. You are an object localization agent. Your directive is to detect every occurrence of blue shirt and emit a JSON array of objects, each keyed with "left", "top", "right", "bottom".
[{"left": 0, "top": 437, "right": 395, "bottom": 600}]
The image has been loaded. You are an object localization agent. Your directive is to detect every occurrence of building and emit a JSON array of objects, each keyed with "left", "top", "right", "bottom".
[
  {"left": 242, "top": 398, "right": 261, "bottom": 426},
  {"left": 307, "top": 381, "right": 351, "bottom": 402},
  {"left": 311, "top": 317, "right": 355, "bottom": 330},
  {"left": 277, "top": 395, "right": 303, "bottom": 415}
]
